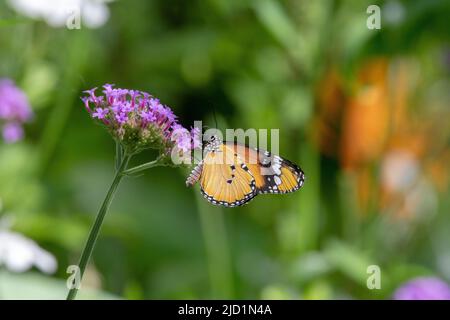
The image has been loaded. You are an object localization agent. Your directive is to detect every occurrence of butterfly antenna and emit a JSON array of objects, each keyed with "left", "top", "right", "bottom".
[{"left": 212, "top": 105, "right": 218, "bottom": 129}]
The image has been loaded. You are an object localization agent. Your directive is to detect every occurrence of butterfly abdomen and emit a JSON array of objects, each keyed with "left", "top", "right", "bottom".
[{"left": 186, "top": 162, "right": 203, "bottom": 187}]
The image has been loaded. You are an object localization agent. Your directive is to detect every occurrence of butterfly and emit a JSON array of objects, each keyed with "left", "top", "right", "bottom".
[{"left": 186, "top": 135, "right": 305, "bottom": 207}]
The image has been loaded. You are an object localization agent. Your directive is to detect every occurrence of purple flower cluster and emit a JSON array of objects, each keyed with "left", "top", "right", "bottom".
[
  {"left": 82, "top": 85, "right": 200, "bottom": 155},
  {"left": 0, "top": 79, "right": 33, "bottom": 143},
  {"left": 393, "top": 277, "right": 450, "bottom": 300}
]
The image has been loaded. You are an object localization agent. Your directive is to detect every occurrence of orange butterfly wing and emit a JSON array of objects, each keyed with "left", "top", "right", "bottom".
[
  {"left": 229, "top": 143, "right": 305, "bottom": 195},
  {"left": 199, "top": 144, "right": 257, "bottom": 207}
]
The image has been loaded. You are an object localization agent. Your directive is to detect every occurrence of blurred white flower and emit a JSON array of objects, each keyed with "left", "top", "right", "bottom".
[
  {"left": 383, "top": 1, "right": 405, "bottom": 26},
  {"left": 381, "top": 150, "right": 438, "bottom": 220},
  {"left": 0, "top": 229, "right": 57, "bottom": 274},
  {"left": 381, "top": 150, "right": 419, "bottom": 192},
  {"left": 6, "top": 0, "right": 112, "bottom": 29}
]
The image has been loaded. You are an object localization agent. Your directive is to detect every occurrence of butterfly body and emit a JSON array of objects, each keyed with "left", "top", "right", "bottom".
[{"left": 186, "top": 136, "right": 305, "bottom": 207}]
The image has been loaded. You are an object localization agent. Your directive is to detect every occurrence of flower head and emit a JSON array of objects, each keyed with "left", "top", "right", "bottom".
[
  {"left": 0, "top": 79, "right": 33, "bottom": 143},
  {"left": 82, "top": 84, "right": 201, "bottom": 158},
  {"left": 393, "top": 277, "right": 450, "bottom": 300}
]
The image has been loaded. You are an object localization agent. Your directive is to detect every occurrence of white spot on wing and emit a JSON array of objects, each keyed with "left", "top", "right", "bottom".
[
  {"left": 274, "top": 175, "right": 282, "bottom": 186},
  {"left": 273, "top": 165, "right": 281, "bottom": 175}
]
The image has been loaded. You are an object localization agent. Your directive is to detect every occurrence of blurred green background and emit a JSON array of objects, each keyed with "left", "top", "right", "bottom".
[{"left": 0, "top": 0, "right": 449, "bottom": 299}]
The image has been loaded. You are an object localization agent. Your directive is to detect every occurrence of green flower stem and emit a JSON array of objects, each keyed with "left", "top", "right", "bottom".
[
  {"left": 66, "top": 155, "right": 131, "bottom": 300},
  {"left": 115, "top": 141, "right": 123, "bottom": 171},
  {"left": 121, "top": 158, "right": 163, "bottom": 176}
]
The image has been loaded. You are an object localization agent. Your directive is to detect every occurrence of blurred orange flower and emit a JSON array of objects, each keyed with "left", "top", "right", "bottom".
[{"left": 315, "top": 57, "right": 448, "bottom": 218}]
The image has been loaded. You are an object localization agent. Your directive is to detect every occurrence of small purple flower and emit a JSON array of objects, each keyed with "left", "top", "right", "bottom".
[
  {"left": 149, "top": 98, "right": 161, "bottom": 109},
  {"left": 163, "top": 106, "right": 176, "bottom": 123},
  {"left": 102, "top": 83, "right": 114, "bottom": 94},
  {"left": 110, "top": 103, "right": 122, "bottom": 114},
  {"left": 121, "top": 102, "right": 133, "bottom": 113},
  {"left": 81, "top": 97, "right": 92, "bottom": 113},
  {"left": 0, "top": 79, "right": 33, "bottom": 122},
  {"left": 92, "top": 108, "right": 109, "bottom": 119},
  {"left": 2, "top": 122, "right": 24, "bottom": 143},
  {"left": 115, "top": 112, "right": 128, "bottom": 125},
  {"left": 129, "top": 90, "right": 139, "bottom": 108},
  {"left": 393, "top": 277, "right": 450, "bottom": 300},
  {"left": 0, "top": 79, "right": 33, "bottom": 143},
  {"left": 140, "top": 110, "right": 156, "bottom": 123},
  {"left": 83, "top": 87, "right": 98, "bottom": 102}
]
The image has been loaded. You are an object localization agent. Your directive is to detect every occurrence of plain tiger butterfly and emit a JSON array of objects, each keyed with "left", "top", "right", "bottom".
[{"left": 186, "top": 135, "right": 305, "bottom": 207}]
